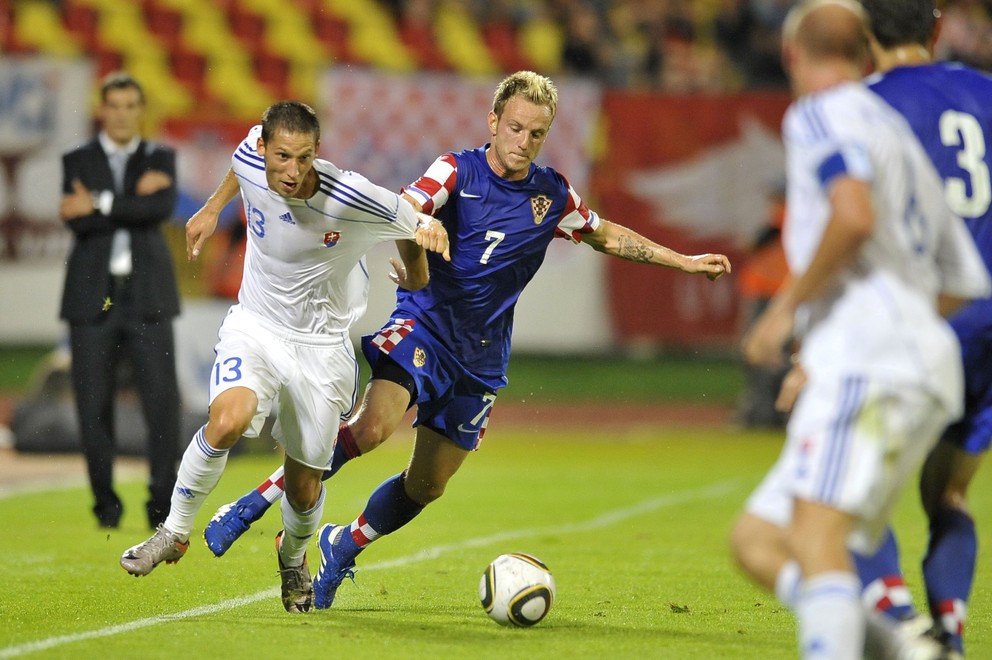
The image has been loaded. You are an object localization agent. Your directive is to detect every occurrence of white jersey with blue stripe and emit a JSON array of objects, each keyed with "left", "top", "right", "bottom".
[
  {"left": 231, "top": 125, "right": 418, "bottom": 335},
  {"left": 783, "top": 82, "right": 989, "bottom": 409}
]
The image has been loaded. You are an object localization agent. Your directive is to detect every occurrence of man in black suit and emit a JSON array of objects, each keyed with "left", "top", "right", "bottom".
[{"left": 59, "top": 72, "right": 182, "bottom": 529}]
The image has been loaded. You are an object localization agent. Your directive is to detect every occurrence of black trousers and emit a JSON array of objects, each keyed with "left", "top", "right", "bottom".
[{"left": 68, "top": 276, "right": 181, "bottom": 526}]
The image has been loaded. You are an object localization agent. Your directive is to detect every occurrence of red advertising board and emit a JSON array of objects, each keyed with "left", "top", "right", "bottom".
[{"left": 592, "top": 91, "right": 791, "bottom": 349}]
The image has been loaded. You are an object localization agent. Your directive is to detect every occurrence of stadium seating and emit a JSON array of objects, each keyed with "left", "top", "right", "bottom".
[
  {"left": 9, "top": 0, "right": 741, "bottom": 124},
  {"left": 432, "top": 1, "right": 499, "bottom": 76},
  {"left": 10, "top": 0, "right": 82, "bottom": 57},
  {"left": 5, "top": 0, "right": 557, "bottom": 123}
]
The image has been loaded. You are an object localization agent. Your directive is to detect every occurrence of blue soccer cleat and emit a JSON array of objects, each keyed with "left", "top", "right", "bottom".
[
  {"left": 203, "top": 489, "right": 270, "bottom": 557},
  {"left": 313, "top": 524, "right": 357, "bottom": 609}
]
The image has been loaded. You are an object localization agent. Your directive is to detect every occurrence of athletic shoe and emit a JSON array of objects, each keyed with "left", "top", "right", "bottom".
[
  {"left": 312, "top": 524, "right": 356, "bottom": 610},
  {"left": 926, "top": 624, "right": 964, "bottom": 660},
  {"left": 275, "top": 531, "right": 313, "bottom": 614},
  {"left": 203, "top": 489, "right": 270, "bottom": 557},
  {"left": 893, "top": 615, "right": 945, "bottom": 660},
  {"left": 120, "top": 525, "right": 189, "bottom": 576}
]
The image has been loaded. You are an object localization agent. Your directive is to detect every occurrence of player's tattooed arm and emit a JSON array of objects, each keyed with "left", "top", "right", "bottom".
[
  {"left": 584, "top": 219, "right": 731, "bottom": 280},
  {"left": 616, "top": 234, "right": 654, "bottom": 263}
]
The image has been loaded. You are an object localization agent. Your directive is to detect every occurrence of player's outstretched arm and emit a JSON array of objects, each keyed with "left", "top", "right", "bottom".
[
  {"left": 186, "top": 168, "right": 240, "bottom": 261},
  {"left": 583, "top": 219, "right": 731, "bottom": 281}
]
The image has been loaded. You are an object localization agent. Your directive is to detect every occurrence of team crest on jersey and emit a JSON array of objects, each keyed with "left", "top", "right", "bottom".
[
  {"left": 530, "top": 194, "right": 551, "bottom": 224},
  {"left": 279, "top": 212, "right": 295, "bottom": 225},
  {"left": 413, "top": 347, "right": 427, "bottom": 368},
  {"left": 323, "top": 231, "right": 341, "bottom": 247}
]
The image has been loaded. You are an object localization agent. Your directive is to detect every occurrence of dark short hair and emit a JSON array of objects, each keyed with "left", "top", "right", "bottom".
[
  {"left": 100, "top": 71, "right": 144, "bottom": 104},
  {"left": 261, "top": 101, "right": 320, "bottom": 145},
  {"left": 861, "top": 0, "right": 937, "bottom": 48}
]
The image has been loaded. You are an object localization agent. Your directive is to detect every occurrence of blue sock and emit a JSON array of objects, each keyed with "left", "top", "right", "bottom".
[
  {"left": 339, "top": 473, "right": 424, "bottom": 557},
  {"left": 924, "top": 506, "right": 975, "bottom": 653},
  {"left": 854, "top": 527, "right": 917, "bottom": 621}
]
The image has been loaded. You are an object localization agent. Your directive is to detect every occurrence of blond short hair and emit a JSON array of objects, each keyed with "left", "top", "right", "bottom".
[{"left": 492, "top": 71, "right": 558, "bottom": 121}]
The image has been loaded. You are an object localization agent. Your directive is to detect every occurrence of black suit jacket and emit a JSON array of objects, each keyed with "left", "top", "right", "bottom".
[{"left": 60, "top": 138, "right": 181, "bottom": 323}]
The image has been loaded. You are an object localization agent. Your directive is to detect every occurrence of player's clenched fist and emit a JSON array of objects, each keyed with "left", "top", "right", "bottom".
[{"left": 415, "top": 212, "right": 450, "bottom": 261}]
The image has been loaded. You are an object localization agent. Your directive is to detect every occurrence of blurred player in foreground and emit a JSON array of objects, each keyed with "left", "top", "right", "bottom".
[
  {"left": 118, "top": 101, "right": 449, "bottom": 615},
  {"left": 850, "top": 1, "right": 992, "bottom": 656},
  {"left": 202, "top": 70, "right": 731, "bottom": 610},
  {"left": 729, "top": 1, "right": 990, "bottom": 658}
]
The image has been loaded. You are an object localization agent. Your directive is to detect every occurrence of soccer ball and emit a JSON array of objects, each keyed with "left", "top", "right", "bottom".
[{"left": 479, "top": 553, "right": 556, "bottom": 627}]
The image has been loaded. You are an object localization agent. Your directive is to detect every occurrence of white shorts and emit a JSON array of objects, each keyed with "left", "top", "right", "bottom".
[
  {"left": 209, "top": 305, "right": 360, "bottom": 469},
  {"left": 745, "top": 374, "right": 953, "bottom": 554}
]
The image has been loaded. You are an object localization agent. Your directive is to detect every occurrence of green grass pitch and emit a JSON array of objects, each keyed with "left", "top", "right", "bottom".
[{"left": 1, "top": 424, "right": 990, "bottom": 659}]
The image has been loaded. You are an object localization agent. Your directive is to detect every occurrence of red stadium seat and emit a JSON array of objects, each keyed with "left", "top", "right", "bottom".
[{"left": 141, "top": 0, "right": 184, "bottom": 51}]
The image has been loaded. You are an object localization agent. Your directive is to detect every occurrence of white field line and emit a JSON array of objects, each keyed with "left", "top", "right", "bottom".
[{"left": 0, "top": 479, "right": 740, "bottom": 658}]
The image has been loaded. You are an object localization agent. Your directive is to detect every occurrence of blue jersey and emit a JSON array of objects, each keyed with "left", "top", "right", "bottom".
[
  {"left": 398, "top": 145, "right": 598, "bottom": 376},
  {"left": 869, "top": 63, "right": 992, "bottom": 452}
]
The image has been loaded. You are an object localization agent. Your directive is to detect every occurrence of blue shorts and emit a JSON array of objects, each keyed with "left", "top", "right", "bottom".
[
  {"left": 946, "top": 299, "right": 992, "bottom": 454},
  {"left": 361, "top": 317, "right": 507, "bottom": 451}
]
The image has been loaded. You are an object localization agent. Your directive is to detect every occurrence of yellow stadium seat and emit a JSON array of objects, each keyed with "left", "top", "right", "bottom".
[
  {"left": 13, "top": 0, "right": 83, "bottom": 56},
  {"left": 286, "top": 62, "right": 320, "bottom": 105},
  {"left": 97, "top": 5, "right": 166, "bottom": 61},
  {"left": 67, "top": 0, "right": 128, "bottom": 9},
  {"left": 259, "top": 10, "right": 330, "bottom": 67},
  {"left": 124, "top": 52, "right": 194, "bottom": 121},
  {"left": 169, "top": 3, "right": 246, "bottom": 61},
  {"left": 319, "top": 0, "right": 415, "bottom": 72},
  {"left": 433, "top": 1, "right": 499, "bottom": 76},
  {"left": 518, "top": 15, "right": 563, "bottom": 74},
  {"left": 152, "top": 0, "right": 199, "bottom": 12},
  {"left": 203, "top": 56, "right": 275, "bottom": 120}
]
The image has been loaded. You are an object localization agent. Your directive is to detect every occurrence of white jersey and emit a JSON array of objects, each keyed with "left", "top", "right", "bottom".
[
  {"left": 232, "top": 125, "right": 419, "bottom": 334},
  {"left": 783, "top": 82, "right": 990, "bottom": 412}
]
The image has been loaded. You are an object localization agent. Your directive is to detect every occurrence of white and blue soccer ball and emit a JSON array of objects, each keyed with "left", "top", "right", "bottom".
[{"left": 479, "top": 553, "right": 556, "bottom": 627}]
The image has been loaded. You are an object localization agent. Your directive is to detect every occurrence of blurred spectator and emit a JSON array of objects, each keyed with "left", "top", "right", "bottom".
[
  {"left": 707, "top": 0, "right": 795, "bottom": 88},
  {"left": 601, "top": 2, "right": 654, "bottom": 88},
  {"left": 560, "top": 2, "right": 606, "bottom": 77},
  {"left": 12, "top": 0, "right": 992, "bottom": 110},
  {"left": 934, "top": 0, "right": 992, "bottom": 72},
  {"left": 735, "top": 182, "right": 789, "bottom": 429}
]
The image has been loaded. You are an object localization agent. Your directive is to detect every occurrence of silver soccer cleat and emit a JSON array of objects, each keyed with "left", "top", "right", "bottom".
[{"left": 120, "top": 524, "right": 189, "bottom": 577}]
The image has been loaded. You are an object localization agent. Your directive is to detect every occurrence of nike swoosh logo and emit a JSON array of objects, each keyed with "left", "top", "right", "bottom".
[
  {"left": 457, "top": 423, "right": 480, "bottom": 433},
  {"left": 459, "top": 191, "right": 482, "bottom": 199}
]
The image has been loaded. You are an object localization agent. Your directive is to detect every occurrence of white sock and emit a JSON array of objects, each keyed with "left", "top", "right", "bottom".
[
  {"left": 278, "top": 484, "right": 325, "bottom": 567},
  {"left": 163, "top": 426, "right": 229, "bottom": 538},
  {"left": 775, "top": 560, "right": 802, "bottom": 610},
  {"left": 796, "top": 571, "right": 863, "bottom": 659}
]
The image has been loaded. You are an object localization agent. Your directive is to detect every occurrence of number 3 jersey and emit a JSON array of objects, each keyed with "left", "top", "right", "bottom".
[
  {"left": 868, "top": 62, "right": 992, "bottom": 446},
  {"left": 782, "top": 81, "right": 990, "bottom": 411},
  {"left": 232, "top": 125, "right": 420, "bottom": 335},
  {"left": 401, "top": 145, "right": 600, "bottom": 376},
  {"left": 868, "top": 62, "right": 992, "bottom": 271}
]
